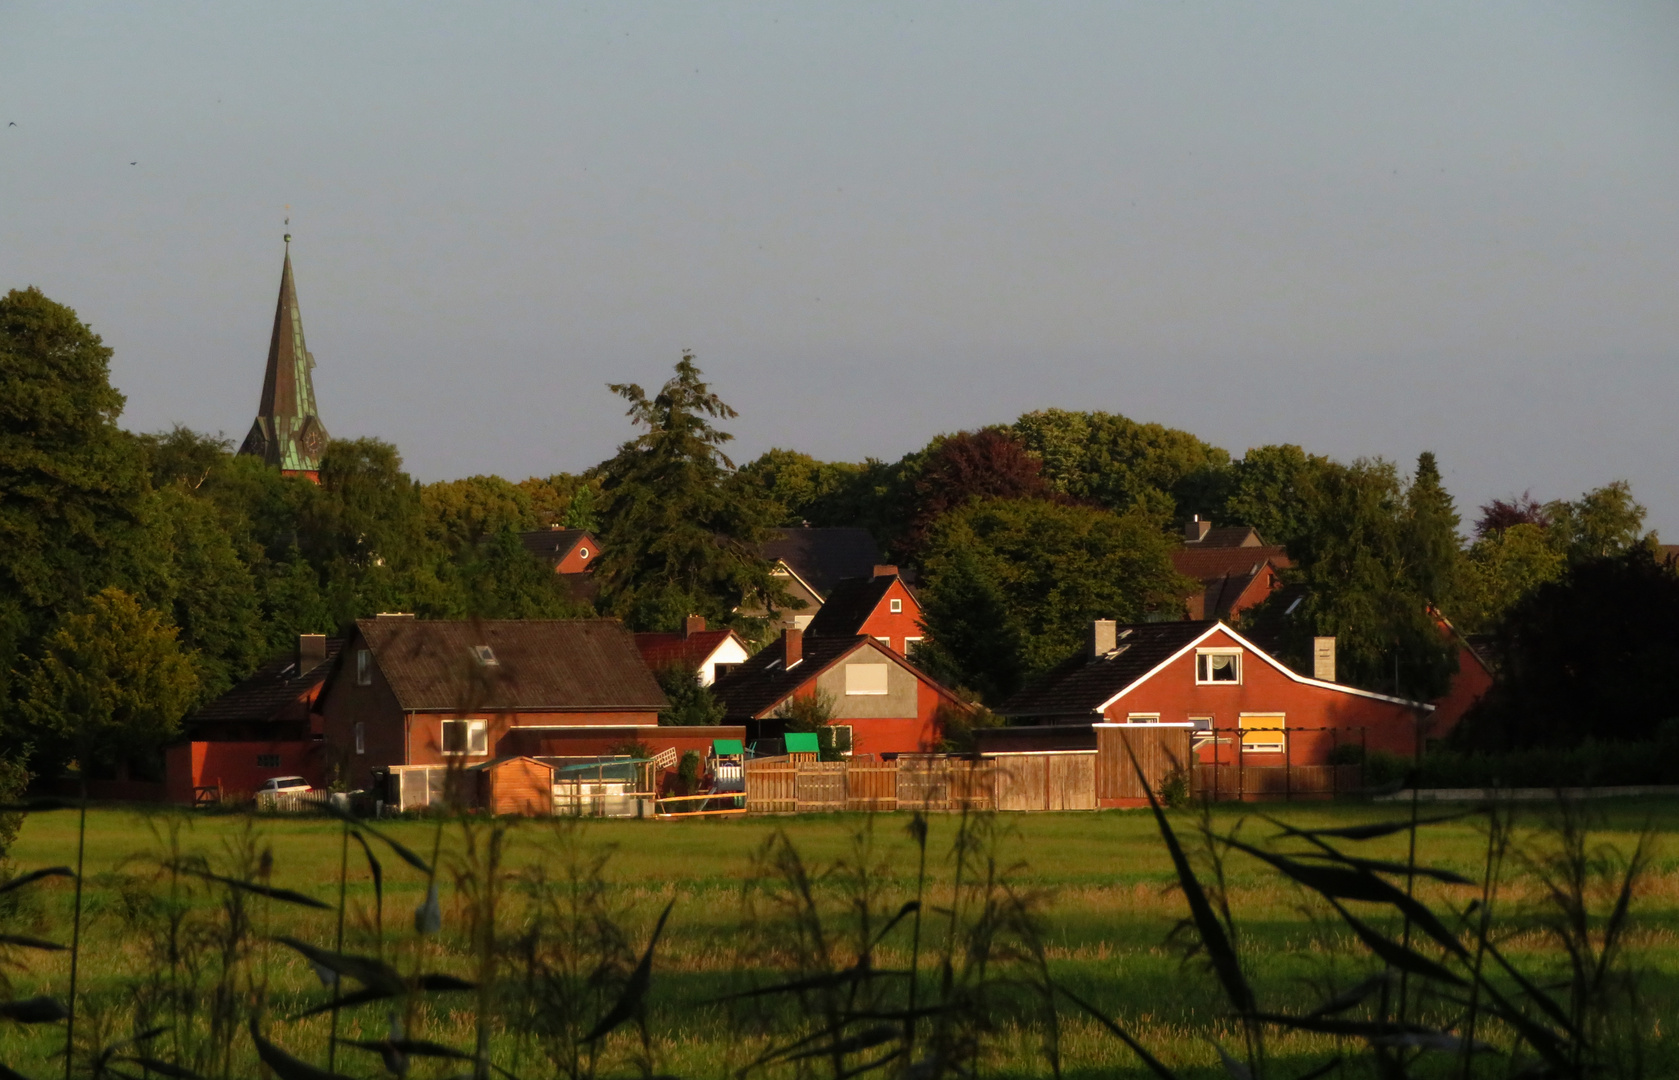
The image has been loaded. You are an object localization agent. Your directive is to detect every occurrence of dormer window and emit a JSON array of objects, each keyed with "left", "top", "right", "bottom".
[
  {"left": 472, "top": 645, "right": 498, "bottom": 667},
  {"left": 1196, "top": 649, "right": 1241, "bottom": 684}
]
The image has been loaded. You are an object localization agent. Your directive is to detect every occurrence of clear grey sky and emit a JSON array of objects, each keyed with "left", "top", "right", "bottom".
[{"left": 3, "top": 3, "right": 1677, "bottom": 530}]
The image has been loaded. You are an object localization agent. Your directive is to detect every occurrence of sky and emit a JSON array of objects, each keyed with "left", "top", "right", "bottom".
[{"left": 3, "top": 3, "right": 1677, "bottom": 532}]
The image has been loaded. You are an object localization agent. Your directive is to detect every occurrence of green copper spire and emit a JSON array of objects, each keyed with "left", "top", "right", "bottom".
[{"left": 239, "top": 234, "right": 330, "bottom": 476}]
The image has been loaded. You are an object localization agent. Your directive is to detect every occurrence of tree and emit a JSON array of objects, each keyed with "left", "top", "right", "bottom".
[
  {"left": 593, "top": 353, "right": 787, "bottom": 632},
  {"left": 420, "top": 475, "right": 536, "bottom": 555},
  {"left": 1245, "top": 458, "right": 1457, "bottom": 699},
  {"left": 16, "top": 588, "right": 199, "bottom": 776},
  {"left": 561, "top": 484, "right": 598, "bottom": 531},
  {"left": 917, "top": 498, "right": 1191, "bottom": 703},
  {"left": 1456, "top": 523, "right": 1567, "bottom": 634},
  {"left": 447, "top": 528, "right": 591, "bottom": 619},
  {"left": 135, "top": 425, "right": 236, "bottom": 491},
  {"left": 1545, "top": 482, "right": 1651, "bottom": 562},
  {"left": 1012, "top": 409, "right": 1231, "bottom": 522},
  {"left": 1475, "top": 492, "right": 1549, "bottom": 538},
  {"left": 654, "top": 665, "right": 726, "bottom": 726},
  {"left": 0, "top": 288, "right": 145, "bottom": 706},
  {"left": 1399, "top": 451, "right": 1462, "bottom": 609},
  {"left": 901, "top": 428, "right": 1051, "bottom": 558},
  {"left": 515, "top": 473, "right": 593, "bottom": 529},
  {"left": 1457, "top": 548, "right": 1679, "bottom": 750},
  {"left": 1221, "top": 444, "right": 1335, "bottom": 548}
]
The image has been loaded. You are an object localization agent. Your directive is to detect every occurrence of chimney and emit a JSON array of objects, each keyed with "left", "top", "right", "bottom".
[
  {"left": 684, "top": 614, "right": 707, "bottom": 639},
  {"left": 297, "top": 633, "right": 327, "bottom": 671},
  {"left": 1089, "top": 619, "right": 1118, "bottom": 658},
  {"left": 1184, "top": 515, "right": 1213, "bottom": 543},
  {"left": 873, "top": 564, "right": 899, "bottom": 579},
  {"left": 1313, "top": 636, "right": 1337, "bottom": 682},
  {"left": 783, "top": 627, "right": 804, "bottom": 667}
]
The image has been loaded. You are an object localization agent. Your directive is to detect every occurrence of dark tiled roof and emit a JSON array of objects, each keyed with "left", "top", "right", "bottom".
[
  {"left": 806, "top": 576, "right": 900, "bottom": 638},
  {"left": 357, "top": 619, "right": 666, "bottom": 712},
  {"left": 635, "top": 629, "right": 741, "bottom": 673},
  {"left": 1186, "top": 525, "right": 1266, "bottom": 548},
  {"left": 762, "top": 528, "right": 880, "bottom": 597},
  {"left": 188, "top": 641, "right": 344, "bottom": 726},
  {"left": 518, "top": 528, "right": 595, "bottom": 563},
  {"left": 710, "top": 635, "right": 874, "bottom": 719},
  {"left": 1172, "top": 546, "right": 1290, "bottom": 581},
  {"left": 997, "top": 622, "right": 1216, "bottom": 719}
]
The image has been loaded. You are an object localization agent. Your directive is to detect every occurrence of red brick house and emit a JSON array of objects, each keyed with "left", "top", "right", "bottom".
[
  {"left": 318, "top": 615, "right": 676, "bottom": 791},
  {"left": 165, "top": 634, "right": 340, "bottom": 803},
  {"left": 805, "top": 566, "right": 924, "bottom": 656},
  {"left": 711, "top": 628, "right": 964, "bottom": 757},
  {"left": 635, "top": 616, "right": 751, "bottom": 686},
  {"left": 1172, "top": 519, "right": 1292, "bottom": 621},
  {"left": 999, "top": 620, "right": 1435, "bottom": 764},
  {"left": 1429, "top": 614, "right": 1494, "bottom": 735}
]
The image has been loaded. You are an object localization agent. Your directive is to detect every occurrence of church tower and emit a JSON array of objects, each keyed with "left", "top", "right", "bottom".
[{"left": 238, "top": 233, "right": 330, "bottom": 479}]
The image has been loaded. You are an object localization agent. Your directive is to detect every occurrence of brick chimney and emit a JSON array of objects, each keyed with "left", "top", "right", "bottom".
[
  {"left": 684, "top": 614, "right": 707, "bottom": 639},
  {"left": 873, "top": 564, "right": 899, "bottom": 579},
  {"left": 1184, "top": 516, "right": 1213, "bottom": 543},
  {"left": 298, "top": 633, "right": 327, "bottom": 672},
  {"left": 783, "top": 627, "right": 804, "bottom": 667},
  {"left": 1089, "top": 619, "right": 1118, "bottom": 658}
]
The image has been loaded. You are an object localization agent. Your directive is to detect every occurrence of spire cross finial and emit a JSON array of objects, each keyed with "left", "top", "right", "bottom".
[{"left": 284, "top": 212, "right": 291, "bottom": 245}]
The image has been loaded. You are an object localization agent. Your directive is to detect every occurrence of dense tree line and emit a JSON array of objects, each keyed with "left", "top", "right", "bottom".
[{"left": 1, "top": 285, "right": 1667, "bottom": 779}]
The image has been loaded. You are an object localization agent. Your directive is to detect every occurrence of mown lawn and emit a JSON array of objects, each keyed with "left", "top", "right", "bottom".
[{"left": 1, "top": 799, "right": 1674, "bottom": 1078}]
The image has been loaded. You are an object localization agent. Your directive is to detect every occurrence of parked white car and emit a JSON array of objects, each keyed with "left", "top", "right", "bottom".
[{"left": 258, "top": 776, "right": 312, "bottom": 795}]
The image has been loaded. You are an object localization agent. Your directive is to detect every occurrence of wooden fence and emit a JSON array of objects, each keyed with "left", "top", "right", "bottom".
[{"left": 745, "top": 755, "right": 1095, "bottom": 813}]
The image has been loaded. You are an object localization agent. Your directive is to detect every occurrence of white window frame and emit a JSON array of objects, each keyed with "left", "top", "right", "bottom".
[
  {"left": 441, "top": 719, "right": 489, "bottom": 756},
  {"left": 904, "top": 636, "right": 924, "bottom": 655},
  {"left": 356, "top": 649, "right": 372, "bottom": 686},
  {"left": 822, "top": 725, "right": 854, "bottom": 755},
  {"left": 889, "top": 598, "right": 903, "bottom": 613},
  {"left": 1239, "top": 713, "right": 1286, "bottom": 753},
  {"left": 1125, "top": 713, "right": 1162, "bottom": 724},
  {"left": 578, "top": 546, "right": 589, "bottom": 559},
  {"left": 354, "top": 722, "right": 366, "bottom": 755},
  {"left": 875, "top": 635, "right": 892, "bottom": 647},
  {"left": 1195, "top": 648, "right": 1242, "bottom": 685}
]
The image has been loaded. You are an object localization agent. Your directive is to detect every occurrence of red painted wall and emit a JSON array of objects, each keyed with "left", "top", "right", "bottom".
[
  {"left": 851, "top": 580, "right": 926, "bottom": 655},
  {"left": 165, "top": 740, "right": 325, "bottom": 804},
  {"left": 1100, "top": 628, "right": 1429, "bottom": 764},
  {"left": 1427, "top": 644, "right": 1493, "bottom": 740},
  {"left": 554, "top": 534, "right": 599, "bottom": 574}
]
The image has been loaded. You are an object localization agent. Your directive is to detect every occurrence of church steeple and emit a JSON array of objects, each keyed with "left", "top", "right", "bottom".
[{"left": 238, "top": 232, "right": 330, "bottom": 478}]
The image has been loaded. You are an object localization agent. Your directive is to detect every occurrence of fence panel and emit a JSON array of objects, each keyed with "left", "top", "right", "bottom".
[
  {"left": 796, "top": 761, "right": 847, "bottom": 812},
  {"left": 995, "top": 756, "right": 1048, "bottom": 812},
  {"left": 846, "top": 762, "right": 898, "bottom": 811},
  {"left": 950, "top": 760, "right": 996, "bottom": 811},
  {"left": 895, "top": 758, "right": 951, "bottom": 811},
  {"left": 1050, "top": 754, "right": 1097, "bottom": 810},
  {"left": 745, "top": 759, "right": 797, "bottom": 813},
  {"left": 1097, "top": 727, "right": 1193, "bottom": 802}
]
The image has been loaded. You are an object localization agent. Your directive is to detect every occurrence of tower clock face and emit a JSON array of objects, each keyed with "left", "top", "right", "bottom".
[{"left": 301, "top": 424, "right": 325, "bottom": 457}]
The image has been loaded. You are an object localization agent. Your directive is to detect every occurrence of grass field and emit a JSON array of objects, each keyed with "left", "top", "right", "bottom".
[{"left": 0, "top": 799, "right": 1674, "bottom": 1078}]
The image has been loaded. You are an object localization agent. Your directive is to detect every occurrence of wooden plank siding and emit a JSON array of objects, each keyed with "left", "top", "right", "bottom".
[
  {"left": 1096, "top": 726, "right": 1193, "bottom": 806},
  {"left": 482, "top": 758, "right": 554, "bottom": 816}
]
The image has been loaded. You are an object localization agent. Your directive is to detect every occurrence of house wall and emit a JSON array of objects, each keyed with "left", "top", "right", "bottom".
[
  {"left": 1099, "top": 627, "right": 1427, "bottom": 764},
  {"left": 752, "top": 569, "right": 824, "bottom": 631},
  {"left": 318, "top": 633, "right": 412, "bottom": 790},
  {"left": 555, "top": 537, "right": 596, "bottom": 574},
  {"left": 698, "top": 638, "right": 750, "bottom": 686},
  {"left": 165, "top": 740, "right": 325, "bottom": 804},
  {"left": 400, "top": 711, "right": 662, "bottom": 767},
  {"left": 817, "top": 657, "right": 919, "bottom": 719},
  {"left": 848, "top": 579, "right": 926, "bottom": 655},
  {"left": 1427, "top": 645, "right": 1493, "bottom": 740}
]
